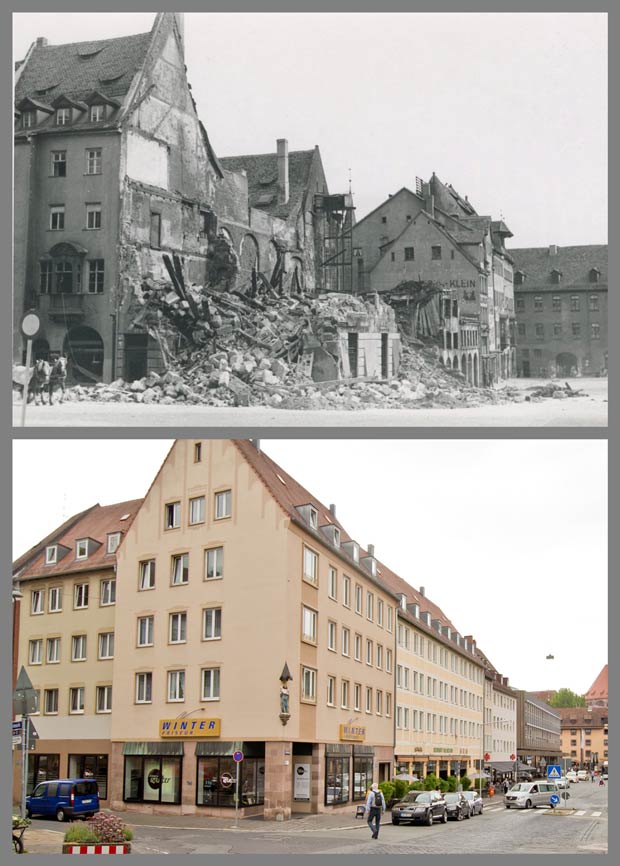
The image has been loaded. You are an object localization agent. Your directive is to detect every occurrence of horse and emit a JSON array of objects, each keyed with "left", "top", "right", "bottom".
[
  {"left": 48, "top": 354, "right": 68, "bottom": 404},
  {"left": 12, "top": 359, "right": 52, "bottom": 404}
]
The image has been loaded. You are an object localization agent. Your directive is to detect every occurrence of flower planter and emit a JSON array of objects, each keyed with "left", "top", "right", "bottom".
[{"left": 62, "top": 843, "right": 131, "bottom": 854}]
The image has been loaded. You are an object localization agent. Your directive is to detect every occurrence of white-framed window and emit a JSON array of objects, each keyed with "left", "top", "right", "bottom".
[
  {"left": 100, "top": 578, "right": 116, "bottom": 606},
  {"left": 327, "top": 620, "right": 337, "bottom": 651},
  {"left": 49, "top": 205, "right": 65, "bottom": 230},
  {"left": 48, "top": 586, "right": 62, "bottom": 612},
  {"left": 365, "top": 686, "right": 372, "bottom": 714},
  {"left": 171, "top": 553, "right": 189, "bottom": 585},
  {"left": 386, "top": 648, "right": 393, "bottom": 674},
  {"left": 386, "top": 692, "right": 392, "bottom": 718},
  {"left": 386, "top": 606, "right": 393, "bottom": 632},
  {"left": 74, "top": 583, "right": 89, "bottom": 609},
  {"left": 96, "top": 685, "right": 112, "bottom": 713},
  {"left": 204, "top": 546, "right": 223, "bottom": 580},
  {"left": 189, "top": 495, "right": 205, "bottom": 525},
  {"left": 308, "top": 506, "right": 318, "bottom": 528},
  {"left": 169, "top": 611, "right": 187, "bottom": 644},
  {"left": 355, "top": 584, "right": 363, "bottom": 614},
  {"left": 90, "top": 104, "right": 104, "bottom": 122},
  {"left": 366, "top": 639, "right": 373, "bottom": 666},
  {"left": 45, "top": 546, "right": 57, "bottom": 565},
  {"left": 21, "top": 110, "right": 35, "bottom": 129},
  {"left": 86, "top": 203, "right": 102, "bottom": 230},
  {"left": 46, "top": 637, "right": 60, "bottom": 664},
  {"left": 366, "top": 592, "right": 374, "bottom": 621},
  {"left": 301, "top": 666, "right": 317, "bottom": 702},
  {"left": 87, "top": 258, "right": 105, "bottom": 294},
  {"left": 98, "top": 632, "right": 114, "bottom": 659},
  {"left": 342, "top": 575, "right": 351, "bottom": 607},
  {"left": 31, "top": 589, "right": 44, "bottom": 615},
  {"left": 214, "top": 489, "right": 232, "bottom": 519},
  {"left": 203, "top": 607, "right": 222, "bottom": 640},
  {"left": 107, "top": 532, "right": 121, "bottom": 554},
  {"left": 201, "top": 667, "right": 220, "bottom": 701},
  {"left": 341, "top": 679, "right": 350, "bottom": 709},
  {"left": 44, "top": 688, "right": 59, "bottom": 715},
  {"left": 376, "top": 689, "right": 383, "bottom": 715},
  {"left": 167, "top": 669, "right": 185, "bottom": 702},
  {"left": 137, "top": 615, "right": 154, "bottom": 647},
  {"left": 303, "top": 546, "right": 318, "bottom": 584},
  {"left": 302, "top": 605, "right": 317, "bottom": 643},
  {"left": 69, "top": 686, "right": 85, "bottom": 714},
  {"left": 354, "top": 683, "right": 362, "bottom": 712},
  {"left": 56, "top": 107, "right": 70, "bottom": 125},
  {"left": 354, "top": 633, "right": 362, "bottom": 662},
  {"left": 376, "top": 644, "right": 383, "bottom": 669},
  {"left": 139, "top": 559, "right": 155, "bottom": 590},
  {"left": 76, "top": 539, "right": 89, "bottom": 559},
  {"left": 342, "top": 626, "right": 350, "bottom": 656},
  {"left": 327, "top": 675, "right": 336, "bottom": 706},
  {"left": 50, "top": 149, "right": 65, "bottom": 176},
  {"left": 165, "top": 501, "right": 181, "bottom": 529},
  {"left": 29, "top": 639, "right": 42, "bottom": 665},
  {"left": 72, "top": 634, "right": 87, "bottom": 661},
  {"left": 135, "top": 672, "right": 152, "bottom": 704},
  {"left": 85, "top": 148, "right": 102, "bottom": 174},
  {"left": 397, "top": 665, "right": 403, "bottom": 688},
  {"left": 377, "top": 599, "right": 384, "bottom": 627},
  {"left": 328, "top": 567, "right": 337, "bottom": 599}
]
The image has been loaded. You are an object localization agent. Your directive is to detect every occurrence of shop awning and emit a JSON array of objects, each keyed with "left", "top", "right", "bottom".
[
  {"left": 489, "top": 761, "right": 532, "bottom": 773},
  {"left": 122, "top": 741, "right": 184, "bottom": 756}
]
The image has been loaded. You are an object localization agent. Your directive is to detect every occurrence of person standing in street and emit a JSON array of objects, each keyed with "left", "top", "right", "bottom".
[{"left": 365, "top": 783, "right": 386, "bottom": 839}]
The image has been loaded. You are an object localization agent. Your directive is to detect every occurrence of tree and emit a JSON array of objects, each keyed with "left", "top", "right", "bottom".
[{"left": 548, "top": 688, "right": 587, "bottom": 708}]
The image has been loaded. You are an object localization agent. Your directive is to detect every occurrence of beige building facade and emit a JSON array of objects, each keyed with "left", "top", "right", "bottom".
[{"left": 559, "top": 707, "right": 608, "bottom": 771}]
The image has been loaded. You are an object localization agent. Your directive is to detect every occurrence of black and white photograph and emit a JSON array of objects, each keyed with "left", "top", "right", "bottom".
[{"left": 11, "top": 11, "right": 607, "bottom": 427}]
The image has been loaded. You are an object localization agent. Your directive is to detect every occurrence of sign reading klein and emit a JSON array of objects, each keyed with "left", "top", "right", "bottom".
[
  {"left": 339, "top": 724, "right": 366, "bottom": 742},
  {"left": 159, "top": 718, "right": 221, "bottom": 738}
]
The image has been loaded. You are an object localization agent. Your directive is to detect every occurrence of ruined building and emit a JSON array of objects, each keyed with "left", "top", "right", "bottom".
[
  {"left": 14, "top": 13, "right": 364, "bottom": 384},
  {"left": 350, "top": 173, "right": 516, "bottom": 386}
]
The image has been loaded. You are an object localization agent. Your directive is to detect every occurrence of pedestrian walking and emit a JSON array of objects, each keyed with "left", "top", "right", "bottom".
[
  {"left": 502, "top": 779, "right": 510, "bottom": 795},
  {"left": 599, "top": 777, "right": 604, "bottom": 787},
  {"left": 365, "top": 783, "right": 386, "bottom": 839},
  {"left": 591, "top": 771, "right": 595, "bottom": 783}
]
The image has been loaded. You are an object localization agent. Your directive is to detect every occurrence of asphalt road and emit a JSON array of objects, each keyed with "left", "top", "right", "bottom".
[
  {"left": 27, "top": 781, "right": 607, "bottom": 855},
  {"left": 14, "top": 378, "right": 607, "bottom": 428}
]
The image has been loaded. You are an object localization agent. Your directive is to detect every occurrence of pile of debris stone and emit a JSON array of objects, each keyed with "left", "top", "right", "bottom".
[{"left": 523, "top": 381, "right": 589, "bottom": 401}]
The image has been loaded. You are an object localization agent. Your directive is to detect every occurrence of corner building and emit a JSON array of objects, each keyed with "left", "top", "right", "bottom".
[{"left": 110, "top": 440, "right": 397, "bottom": 819}]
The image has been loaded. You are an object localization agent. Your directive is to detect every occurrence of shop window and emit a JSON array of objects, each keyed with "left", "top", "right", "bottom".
[
  {"left": 197, "top": 755, "right": 265, "bottom": 807},
  {"left": 325, "top": 756, "right": 350, "bottom": 805},
  {"left": 69, "top": 754, "right": 108, "bottom": 799},
  {"left": 123, "top": 755, "right": 182, "bottom": 804},
  {"left": 27, "top": 754, "right": 60, "bottom": 795},
  {"left": 352, "top": 756, "right": 373, "bottom": 801}
]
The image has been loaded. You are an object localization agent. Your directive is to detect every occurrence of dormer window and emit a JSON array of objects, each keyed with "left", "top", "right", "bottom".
[
  {"left": 333, "top": 527, "right": 340, "bottom": 547},
  {"left": 551, "top": 269, "right": 562, "bottom": 284},
  {"left": 90, "top": 104, "right": 104, "bottom": 122},
  {"left": 76, "top": 539, "right": 89, "bottom": 560},
  {"left": 589, "top": 268, "right": 600, "bottom": 283},
  {"left": 56, "top": 107, "right": 70, "bottom": 126},
  {"left": 514, "top": 271, "right": 525, "bottom": 286},
  {"left": 107, "top": 532, "right": 121, "bottom": 554},
  {"left": 45, "top": 545, "right": 57, "bottom": 565},
  {"left": 22, "top": 111, "right": 35, "bottom": 129},
  {"left": 309, "top": 507, "right": 318, "bottom": 528}
]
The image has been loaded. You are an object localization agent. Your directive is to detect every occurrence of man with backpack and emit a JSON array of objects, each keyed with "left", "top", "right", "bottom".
[{"left": 365, "top": 783, "right": 386, "bottom": 839}]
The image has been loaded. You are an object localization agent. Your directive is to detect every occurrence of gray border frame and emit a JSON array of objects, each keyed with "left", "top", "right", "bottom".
[{"left": 3, "top": 2, "right": 613, "bottom": 866}]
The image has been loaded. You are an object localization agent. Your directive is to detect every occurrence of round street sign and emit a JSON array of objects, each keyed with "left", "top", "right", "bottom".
[
  {"left": 549, "top": 793, "right": 560, "bottom": 807},
  {"left": 484, "top": 753, "right": 490, "bottom": 762},
  {"left": 510, "top": 754, "right": 516, "bottom": 761},
  {"left": 233, "top": 750, "right": 244, "bottom": 763},
  {"left": 221, "top": 772, "right": 234, "bottom": 788},
  {"left": 20, "top": 310, "right": 41, "bottom": 339}
]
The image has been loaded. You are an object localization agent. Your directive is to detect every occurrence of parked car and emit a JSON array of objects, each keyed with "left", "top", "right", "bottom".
[
  {"left": 444, "top": 792, "right": 471, "bottom": 821},
  {"left": 555, "top": 777, "right": 570, "bottom": 790},
  {"left": 391, "top": 791, "right": 448, "bottom": 826},
  {"left": 577, "top": 769, "right": 589, "bottom": 782},
  {"left": 566, "top": 771, "right": 579, "bottom": 783},
  {"left": 26, "top": 779, "right": 99, "bottom": 822},
  {"left": 462, "top": 790, "right": 484, "bottom": 814},
  {"left": 504, "top": 781, "right": 559, "bottom": 810}
]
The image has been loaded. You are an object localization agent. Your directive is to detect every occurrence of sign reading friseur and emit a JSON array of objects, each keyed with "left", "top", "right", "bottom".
[
  {"left": 159, "top": 718, "right": 221, "bottom": 738},
  {"left": 339, "top": 724, "right": 366, "bottom": 742}
]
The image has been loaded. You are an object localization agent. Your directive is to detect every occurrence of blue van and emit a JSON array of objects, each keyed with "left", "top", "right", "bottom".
[{"left": 26, "top": 778, "right": 99, "bottom": 821}]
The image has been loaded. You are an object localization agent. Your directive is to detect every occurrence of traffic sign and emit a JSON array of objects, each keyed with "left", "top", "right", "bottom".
[
  {"left": 12, "top": 721, "right": 23, "bottom": 736},
  {"left": 20, "top": 310, "right": 41, "bottom": 340},
  {"left": 549, "top": 793, "right": 560, "bottom": 807},
  {"left": 12, "top": 736, "right": 22, "bottom": 747},
  {"left": 510, "top": 754, "right": 516, "bottom": 761},
  {"left": 484, "top": 752, "right": 490, "bottom": 762},
  {"left": 547, "top": 765, "right": 562, "bottom": 780},
  {"left": 233, "top": 750, "right": 244, "bottom": 763}
]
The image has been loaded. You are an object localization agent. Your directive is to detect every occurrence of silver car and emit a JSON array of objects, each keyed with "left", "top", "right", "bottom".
[
  {"left": 504, "top": 781, "right": 559, "bottom": 809},
  {"left": 462, "top": 790, "right": 484, "bottom": 815}
]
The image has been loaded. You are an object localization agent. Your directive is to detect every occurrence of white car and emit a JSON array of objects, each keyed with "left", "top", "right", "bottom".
[
  {"left": 504, "top": 781, "right": 559, "bottom": 809},
  {"left": 566, "top": 771, "right": 578, "bottom": 783},
  {"left": 555, "top": 777, "right": 570, "bottom": 789},
  {"left": 577, "top": 769, "right": 589, "bottom": 782}
]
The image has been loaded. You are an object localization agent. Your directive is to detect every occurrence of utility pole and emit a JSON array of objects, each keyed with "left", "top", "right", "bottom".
[{"left": 13, "top": 667, "right": 38, "bottom": 815}]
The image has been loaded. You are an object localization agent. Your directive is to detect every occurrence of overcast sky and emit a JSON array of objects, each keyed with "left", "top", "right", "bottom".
[
  {"left": 13, "top": 438, "right": 607, "bottom": 697},
  {"left": 13, "top": 11, "right": 607, "bottom": 247}
]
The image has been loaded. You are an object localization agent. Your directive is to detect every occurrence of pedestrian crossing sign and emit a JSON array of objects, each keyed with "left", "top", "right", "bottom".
[{"left": 547, "top": 765, "right": 562, "bottom": 779}]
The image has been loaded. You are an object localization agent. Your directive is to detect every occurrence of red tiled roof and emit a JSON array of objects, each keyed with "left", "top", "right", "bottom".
[
  {"left": 558, "top": 706, "right": 607, "bottom": 726},
  {"left": 585, "top": 664, "right": 608, "bottom": 701},
  {"left": 16, "top": 499, "right": 144, "bottom": 580}
]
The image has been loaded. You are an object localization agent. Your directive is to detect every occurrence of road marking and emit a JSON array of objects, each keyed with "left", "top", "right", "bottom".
[
  {"left": 575, "top": 810, "right": 586, "bottom": 816},
  {"left": 591, "top": 811, "right": 602, "bottom": 817}
]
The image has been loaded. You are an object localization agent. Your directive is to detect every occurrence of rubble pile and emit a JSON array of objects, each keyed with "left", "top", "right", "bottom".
[{"left": 523, "top": 381, "right": 589, "bottom": 401}]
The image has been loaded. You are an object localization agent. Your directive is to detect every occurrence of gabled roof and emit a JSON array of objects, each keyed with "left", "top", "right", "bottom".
[
  {"left": 509, "top": 245, "right": 608, "bottom": 291},
  {"left": 15, "top": 499, "right": 144, "bottom": 581},
  {"left": 352, "top": 186, "right": 425, "bottom": 233},
  {"left": 558, "top": 706, "right": 607, "bottom": 726},
  {"left": 219, "top": 148, "right": 317, "bottom": 219},
  {"left": 14, "top": 31, "right": 153, "bottom": 106},
  {"left": 13, "top": 505, "right": 97, "bottom": 574},
  {"left": 585, "top": 664, "right": 608, "bottom": 702},
  {"left": 430, "top": 172, "right": 478, "bottom": 217}
]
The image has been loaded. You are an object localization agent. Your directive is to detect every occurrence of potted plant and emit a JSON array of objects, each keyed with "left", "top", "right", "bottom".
[{"left": 62, "top": 812, "right": 133, "bottom": 854}]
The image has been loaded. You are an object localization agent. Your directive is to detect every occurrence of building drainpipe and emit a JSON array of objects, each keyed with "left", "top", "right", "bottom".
[{"left": 110, "top": 313, "right": 117, "bottom": 381}]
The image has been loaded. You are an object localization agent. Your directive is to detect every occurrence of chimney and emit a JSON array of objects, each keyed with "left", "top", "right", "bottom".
[
  {"left": 35, "top": 37, "right": 48, "bottom": 47},
  {"left": 367, "top": 544, "right": 374, "bottom": 557},
  {"left": 277, "top": 138, "right": 289, "bottom": 204},
  {"left": 419, "top": 586, "right": 425, "bottom": 597},
  {"left": 250, "top": 439, "right": 260, "bottom": 452},
  {"left": 329, "top": 504, "right": 336, "bottom": 518},
  {"left": 549, "top": 244, "right": 558, "bottom": 256}
]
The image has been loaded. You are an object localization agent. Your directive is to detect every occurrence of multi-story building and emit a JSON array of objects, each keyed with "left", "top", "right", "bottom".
[
  {"left": 479, "top": 656, "right": 517, "bottom": 779},
  {"left": 559, "top": 707, "right": 608, "bottom": 772},
  {"left": 12, "top": 499, "right": 143, "bottom": 807},
  {"left": 350, "top": 173, "right": 516, "bottom": 386},
  {"left": 510, "top": 244, "right": 608, "bottom": 378},
  {"left": 515, "top": 691, "right": 562, "bottom": 774}
]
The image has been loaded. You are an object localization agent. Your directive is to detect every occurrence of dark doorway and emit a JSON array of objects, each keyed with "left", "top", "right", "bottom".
[
  {"left": 522, "top": 360, "right": 530, "bottom": 377},
  {"left": 556, "top": 352, "right": 578, "bottom": 377},
  {"left": 124, "top": 333, "right": 148, "bottom": 381},
  {"left": 64, "top": 325, "right": 104, "bottom": 382},
  {"left": 378, "top": 762, "right": 391, "bottom": 782},
  {"left": 348, "top": 332, "right": 358, "bottom": 377},
  {"left": 381, "top": 333, "right": 389, "bottom": 379}
]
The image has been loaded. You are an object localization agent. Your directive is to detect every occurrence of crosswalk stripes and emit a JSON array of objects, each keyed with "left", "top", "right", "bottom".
[
  {"left": 575, "top": 810, "right": 586, "bottom": 816},
  {"left": 591, "top": 811, "right": 602, "bottom": 817}
]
